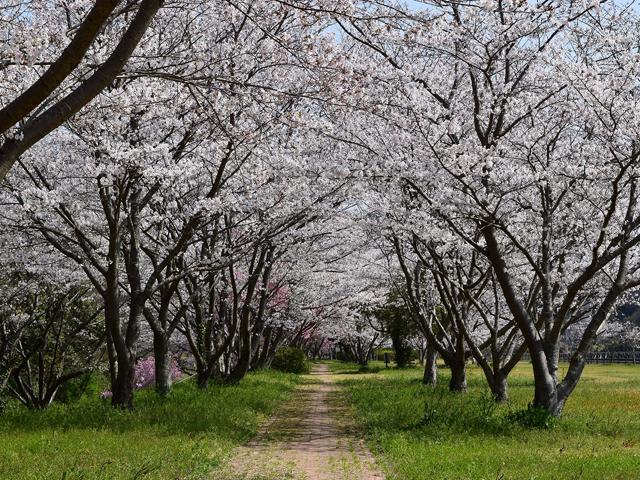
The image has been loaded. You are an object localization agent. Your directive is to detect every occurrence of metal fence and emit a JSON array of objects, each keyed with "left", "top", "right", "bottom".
[
  {"left": 563, "top": 351, "right": 640, "bottom": 364},
  {"left": 523, "top": 351, "right": 640, "bottom": 364}
]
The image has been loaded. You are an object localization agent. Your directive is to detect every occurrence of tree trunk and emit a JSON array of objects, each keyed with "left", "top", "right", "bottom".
[
  {"left": 532, "top": 379, "right": 560, "bottom": 414},
  {"left": 528, "top": 342, "right": 561, "bottom": 414},
  {"left": 449, "top": 361, "right": 467, "bottom": 392},
  {"left": 104, "top": 284, "right": 136, "bottom": 409},
  {"left": 391, "top": 331, "right": 409, "bottom": 368},
  {"left": 227, "top": 308, "right": 252, "bottom": 383},
  {"left": 357, "top": 343, "right": 369, "bottom": 367},
  {"left": 491, "top": 371, "right": 509, "bottom": 402},
  {"left": 108, "top": 288, "right": 141, "bottom": 410},
  {"left": 153, "top": 331, "right": 172, "bottom": 396},
  {"left": 111, "top": 355, "right": 135, "bottom": 410},
  {"left": 532, "top": 389, "right": 563, "bottom": 416},
  {"left": 544, "top": 341, "right": 560, "bottom": 383},
  {"left": 197, "top": 370, "right": 210, "bottom": 390},
  {"left": 105, "top": 328, "right": 117, "bottom": 389},
  {"left": 423, "top": 346, "right": 438, "bottom": 386}
]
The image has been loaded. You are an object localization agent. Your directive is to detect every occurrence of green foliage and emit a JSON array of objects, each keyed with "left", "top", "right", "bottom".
[
  {"left": 358, "top": 364, "right": 381, "bottom": 373},
  {"left": 0, "top": 369, "right": 299, "bottom": 479},
  {"left": 369, "top": 289, "right": 416, "bottom": 368},
  {"left": 336, "top": 362, "right": 640, "bottom": 480},
  {"left": 506, "top": 405, "right": 558, "bottom": 429},
  {"left": 271, "top": 347, "right": 310, "bottom": 374},
  {"left": 4, "top": 284, "right": 104, "bottom": 409},
  {"left": 55, "top": 373, "right": 100, "bottom": 404},
  {"left": 374, "top": 348, "right": 395, "bottom": 362}
]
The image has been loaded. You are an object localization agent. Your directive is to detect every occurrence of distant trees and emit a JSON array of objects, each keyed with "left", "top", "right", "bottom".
[{"left": 338, "top": 317, "right": 382, "bottom": 367}]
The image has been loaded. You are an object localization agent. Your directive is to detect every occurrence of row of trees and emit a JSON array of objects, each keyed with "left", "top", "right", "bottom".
[
  {"left": 334, "top": 0, "right": 640, "bottom": 415},
  {"left": 0, "top": 0, "right": 388, "bottom": 409},
  {"left": 2, "top": 0, "right": 640, "bottom": 418}
]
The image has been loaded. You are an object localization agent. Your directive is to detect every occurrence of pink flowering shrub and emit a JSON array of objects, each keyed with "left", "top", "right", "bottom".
[
  {"left": 100, "top": 356, "right": 183, "bottom": 398},
  {"left": 134, "top": 357, "right": 157, "bottom": 389},
  {"left": 100, "top": 390, "right": 112, "bottom": 400},
  {"left": 133, "top": 356, "right": 183, "bottom": 389}
]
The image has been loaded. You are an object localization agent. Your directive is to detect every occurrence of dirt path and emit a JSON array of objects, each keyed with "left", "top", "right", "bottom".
[{"left": 218, "top": 363, "right": 385, "bottom": 480}]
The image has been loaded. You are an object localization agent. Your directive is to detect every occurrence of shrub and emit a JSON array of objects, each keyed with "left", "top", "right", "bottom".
[
  {"left": 506, "top": 405, "right": 557, "bottom": 429},
  {"left": 56, "top": 373, "right": 100, "bottom": 404},
  {"left": 271, "top": 347, "right": 310, "bottom": 374},
  {"left": 100, "top": 356, "right": 183, "bottom": 399},
  {"left": 133, "top": 356, "right": 183, "bottom": 389},
  {"left": 375, "top": 348, "right": 395, "bottom": 362}
]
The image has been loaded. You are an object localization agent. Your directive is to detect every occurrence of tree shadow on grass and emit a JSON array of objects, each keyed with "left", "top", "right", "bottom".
[
  {"left": 338, "top": 368, "right": 640, "bottom": 445},
  {"left": 0, "top": 370, "right": 300, "bottom": 440}
]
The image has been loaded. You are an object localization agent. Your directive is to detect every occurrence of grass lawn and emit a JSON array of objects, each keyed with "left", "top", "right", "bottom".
[
  {"left": 330, "top": 360, "right": 640, "bottom": 480},
  {"left": 0, "top": 370, "right": 300, "bottom": 480}
]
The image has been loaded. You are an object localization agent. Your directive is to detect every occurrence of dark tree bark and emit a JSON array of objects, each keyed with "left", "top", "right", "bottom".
[
  {"left": 491, "top": 371, "right": 509, "bottom": 403},
  {"left": 0, "top": 0, "right": 121, "bottom": 135},
  {"left": 0, "top": 0, "right": 163, "bottom": 180},
  {"left": 448, "top": 352, "right": 467, "bottom": 392},
  {"left": 153, "top": 331, "right": 172, "bottom": 396},
  {"left": 227, "top": 246, "right": 269, "bottom": 383},
  {"left": 482, "top": 218, "right": 633, "bottom": 415}
]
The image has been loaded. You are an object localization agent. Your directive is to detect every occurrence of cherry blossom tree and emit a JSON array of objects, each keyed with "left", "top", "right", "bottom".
[
  {"left": 5, "top": 0, "right": 640, "bottom": 424},
  {"left": 333, "top": 1, "right": 640, "bottom": 414},
  {"left": 1, "top": 0, "right": 351, "bottom": 407},
  {"left": 0, "top": 0, "right": 163, "bottom": 179}
]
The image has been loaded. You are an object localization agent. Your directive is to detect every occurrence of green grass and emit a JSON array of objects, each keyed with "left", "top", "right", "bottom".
[
  {"left": 0, "top": 370, "right": 300, "bottom": 480},
  {"left": 330, "top": 360, "right": 640, "bottom": 480}
]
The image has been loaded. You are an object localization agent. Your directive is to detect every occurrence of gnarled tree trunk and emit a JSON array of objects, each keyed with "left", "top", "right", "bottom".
[
  {"left": 448, "top": 359, "right": 467, "bottom": 392},
  {"left": 422, "top": 345, "right": 438, "bottom": 387},
  {"left": 153, "top": 331, "right": 172, "bottom": 396}
]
